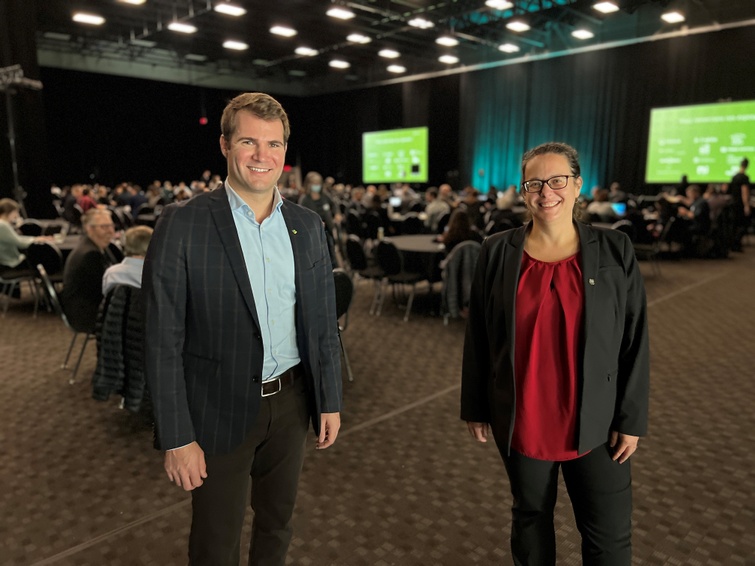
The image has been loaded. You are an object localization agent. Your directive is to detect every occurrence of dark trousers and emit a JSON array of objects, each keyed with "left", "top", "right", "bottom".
[
  {"left": 188, "top": 377, "right": 309, "bottom": 566},
  {"left": 501, "top": 444, "right": 632, "bottom": 566}
]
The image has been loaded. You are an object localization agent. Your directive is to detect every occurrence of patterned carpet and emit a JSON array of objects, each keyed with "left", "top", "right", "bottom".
[{"left": 1, "top": 247, "right": 754, "bottom": 565}]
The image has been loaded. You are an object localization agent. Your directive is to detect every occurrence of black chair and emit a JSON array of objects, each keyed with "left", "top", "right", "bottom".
[
  {"left": 634, "top": 217, "right": 675, "bottom": 277},
  {"left": 0, "top": 263, "right": 38, "bottom": 317},
  {"left": 19, "top": 219, "right": 43, "bottom": 236},
  {"left": 344, "top": 235, "right": 383, "bottom": 315},
  {"left": 401, "top": 214, "right": 424, "bottom": 235},
  {"left": 332, "top": 268, "right": 354, "bottom": 382},
  {"left": 108, "top": 242, "right": 125, "bottom": 263},
  {"left": 36, "top": 264, "right": 93, "bottom": 384},
  {"left": 436, "top": 212, "right": 451, "bottom": 235},
  {"left": 375, "top": 240, "right": 426, "bottom": 322},
  {"left": 26, "top": 242, "right": 64, "bottom": 289}
]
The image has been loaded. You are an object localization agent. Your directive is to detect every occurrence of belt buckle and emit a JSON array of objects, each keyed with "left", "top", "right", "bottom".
[{"left": 261, "top": 377, "right": 282, "bottom": 398}]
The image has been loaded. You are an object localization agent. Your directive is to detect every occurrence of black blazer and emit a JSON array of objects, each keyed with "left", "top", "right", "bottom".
[
  {"left": 61, "top": 236, "right": 112, "bottom": 333},
  {"left": 143, "top": 188, "right": 342, "bottom": 455},
  {"left": 460, "top": 222, "right": 649, "bottom": 455}
]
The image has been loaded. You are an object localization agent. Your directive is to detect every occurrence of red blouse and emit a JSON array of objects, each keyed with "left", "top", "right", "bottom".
[{"left": 512, "top": 251, "right": 584, "bottom": 461}]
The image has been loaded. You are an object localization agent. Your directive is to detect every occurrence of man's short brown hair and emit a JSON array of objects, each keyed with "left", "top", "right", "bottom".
[
  {"left": 220, "top": 92, "right": 290, "bottom": 144},
  {"left": 124, "top": 225, "right": 153, "bottom": 257}
]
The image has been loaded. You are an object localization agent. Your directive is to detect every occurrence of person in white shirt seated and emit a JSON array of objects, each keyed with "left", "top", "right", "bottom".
[{"left": 102, "top": 225, "right": 153, "bottom": 295}]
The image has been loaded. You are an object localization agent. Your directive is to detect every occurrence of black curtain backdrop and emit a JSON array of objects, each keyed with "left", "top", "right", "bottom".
[{"left": 36, "top": 25, "right": 754, "bottom": 201}]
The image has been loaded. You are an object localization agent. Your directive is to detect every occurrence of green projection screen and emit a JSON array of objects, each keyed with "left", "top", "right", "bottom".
[
  {"left": 645, "top": 100, "right": 755, "bottom": 184},
  {"left": 362, "top": 127, "right": 429, "bottom": 184}
]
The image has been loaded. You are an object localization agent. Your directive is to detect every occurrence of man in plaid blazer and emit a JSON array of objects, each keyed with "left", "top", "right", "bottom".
[{"left": 143, "top": 92, "right": 342, "bottom": 566}]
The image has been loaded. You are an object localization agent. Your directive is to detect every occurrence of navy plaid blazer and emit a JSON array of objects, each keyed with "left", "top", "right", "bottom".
[{"left": 143, "top": 187, "right": 342, "bottom": 455}]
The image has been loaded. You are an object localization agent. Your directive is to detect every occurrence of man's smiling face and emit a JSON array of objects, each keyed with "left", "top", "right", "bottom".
[{"left": 220, "top": 111, "right": 287, "bottom": 198}]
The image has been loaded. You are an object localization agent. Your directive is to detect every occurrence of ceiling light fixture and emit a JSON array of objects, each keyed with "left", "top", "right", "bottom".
[
  {"left": 223, "top": 40, "right": 249, "bottom": 50},
  {"left": 485, "top": 0, "right": 513, "bottom": 10},
  {"left": 661, "top": 11, "right": 685, "bottom": 24},
  {"left": 387, "top": 65, "right": 406, "bottom": 74},
  {"left": 593, "top": 2, "right": 619, "bottom": 14},
  {"left": 329, "top": 59, "right": 351, "bottom": 69},
  {"left": 506, "top": 20, "right": 530, "bottom": 32},
  {"left": 378, "top": 49, "right": 400, "bottom": 59},
  {"left": 43, "top": 32, "right": 72, "bottom": 41},
  {"left": 347, "top": 33, "right": 371, "bottom": 44},
  {"left": 185, "top": 53, "right": 207, "bottom": 62},
  {"left": 295, "top": 46, "right": 318, "bottom": 56},
  {"left": 327, "top": 7, "right": 355, "bottom": 20},
  {"left": 213, "top": 3, "right": 247, "bottom": 17},
  {"left": 572, "top": 29, "right": 595, "bottom": 40},
  {"left": 118, "top": 0, "right": 146, "bottom": 5},
  {"left": 438, "top": 54, "right": 459, "bottom": 64},
  {"left": 498, "top": 43, "right": 520, "bottom": 53},
  {"left": 168, "top": 22, "right": 198, "bottom": 34},
  {"left": 436, "top": 35, "right": 459, "bottom": 47},
  {"left": 289, "top": 70, "right": 307, "bottom": 77},
  {"left": 72, "top": 12, "right": 105, "bottom": 25},
  {"left": 270, "top": 26, "right": 297, "bottom": 37},
  {"left": 408, "top": 17, "right": 434, "bottom": 29}
]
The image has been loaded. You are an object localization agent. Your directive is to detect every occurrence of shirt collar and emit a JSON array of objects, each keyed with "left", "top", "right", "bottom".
[{"left": 225, "top": 179, "right": 284, "bottom": 217}]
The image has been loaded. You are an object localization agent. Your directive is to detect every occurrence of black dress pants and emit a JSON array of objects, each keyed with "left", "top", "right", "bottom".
[
  {"left": 501, "top": 444, "right": 632, "bottom": 566},
  {"left": 188, "top": 377, "right": 310, "bottom": 566}
]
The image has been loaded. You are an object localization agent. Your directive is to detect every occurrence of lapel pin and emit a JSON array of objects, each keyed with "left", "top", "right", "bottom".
[
  {"left": 588, "top": 278, "right": 595, "bottom": 286},
  {"left": 292, "top": 229, "right": 298, "bottom": 235}
]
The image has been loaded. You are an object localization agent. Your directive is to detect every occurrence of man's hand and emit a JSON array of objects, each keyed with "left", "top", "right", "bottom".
[
  {"left": 609, "top": 431, "right": 639, "bottom": 464},
  {"left": 164, "top": 441, "right": 207, "bottom": 491},
  {"left": 466, "top": 421, "right": 490, "bottom": 443},
  {"left": 317, "top": 412, "right": 340, "bottom": 449}
]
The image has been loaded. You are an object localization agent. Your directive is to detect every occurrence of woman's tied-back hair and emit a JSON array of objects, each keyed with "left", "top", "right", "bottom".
[
  {"left": 0, "top": 198, "right": 20, "bottom": 217},
  {"left": 220, "top": 92, "right": 290, "bottom": 144},
  {"left": 521, "top": 142, "right": 581, "bottom": 181}
]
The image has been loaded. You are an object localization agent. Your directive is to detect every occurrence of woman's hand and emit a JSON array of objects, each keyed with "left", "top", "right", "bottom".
[{"left": 466, "top": 421, "right": 490, "bottom": 443}]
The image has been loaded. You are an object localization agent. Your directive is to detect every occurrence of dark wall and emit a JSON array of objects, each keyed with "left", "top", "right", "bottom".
[{"left": 33, "top": 25, "right": 755, "bottom": 202}]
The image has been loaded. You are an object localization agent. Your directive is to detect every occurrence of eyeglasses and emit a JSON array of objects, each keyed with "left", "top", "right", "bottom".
[{"left": 521, "top": 175, "right": 578, "bottom": 193}]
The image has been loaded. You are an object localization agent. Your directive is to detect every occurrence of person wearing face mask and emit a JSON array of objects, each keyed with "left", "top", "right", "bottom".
[
  {"left": 0, "top": 198, "right": 52, "bottom": 271},
  {"left": 298, "top": 171, "right": 340, "bottom": 266}
]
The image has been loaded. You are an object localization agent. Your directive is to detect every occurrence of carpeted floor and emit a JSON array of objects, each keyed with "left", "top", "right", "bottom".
[{"left": 1, "top": 247, "right": 754, "bottom": 565}]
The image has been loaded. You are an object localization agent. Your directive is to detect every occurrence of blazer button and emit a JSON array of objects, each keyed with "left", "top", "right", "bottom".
[
  {"left": 252, "top": 375, "right": 260, "bottom": 383},
  {"left": 255, "top": 333, "right": 262, "bottom": 341}
]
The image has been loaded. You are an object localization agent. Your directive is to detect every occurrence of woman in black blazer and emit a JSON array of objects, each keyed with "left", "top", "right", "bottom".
[{"left": 461, "top": 142, "right": 649, "bottom": 565}]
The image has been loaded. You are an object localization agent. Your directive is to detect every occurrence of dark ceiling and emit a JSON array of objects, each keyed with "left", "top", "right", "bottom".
[{"left": 34, "top": 0, "right": 755, "bottom": 95}]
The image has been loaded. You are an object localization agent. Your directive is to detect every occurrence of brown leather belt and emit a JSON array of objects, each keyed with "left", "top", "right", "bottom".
[{"left": 261, "top": 364, "right": 301, "bottom": 397}]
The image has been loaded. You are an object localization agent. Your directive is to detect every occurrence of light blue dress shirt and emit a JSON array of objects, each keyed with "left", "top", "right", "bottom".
[{"left": 226, "top": 182, "right": 299, "bottom": 381}]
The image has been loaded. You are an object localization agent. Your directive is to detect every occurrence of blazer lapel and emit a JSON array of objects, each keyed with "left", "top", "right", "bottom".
[
  {"left": 207, "top": 188, "right": 261, "bottom": 329},
  {"left": 503, "top": 226, "right": 526, "bottom": 345},
  {"left": 280, "top": 201, "right": 307, "bottom": 302},
  {"left": 577, "top": 221, "right": 599, "bottom": 340}
]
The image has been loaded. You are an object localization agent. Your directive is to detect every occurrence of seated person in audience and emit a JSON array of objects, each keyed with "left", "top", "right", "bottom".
[
  {"left": 439, "top": 183, "right": 457, "bottom": 209},
  {"left": 102, "top": 226, "right": 153, "bottom": 295},
  {"left": 299, "top": 171, "right": 340, "bottom": 265},
  {"left": 676, "top": 185, "right": 712, "bottom": 252},
  {"left": 608, "top": 181, "right": 627, "bottom": 202},
  {"left": 424, "top": 187, "right": 450, "bottom": 232},
  {"left": 586, "top": 188, "right": 617, "bottom": 222},
  {"left": 77, "top": 186, "right": 98, "bottom": 212},
  {"left": 62, "top": 184, "right": 83, "bottom": 223},
  {"left": 127, "top": 184, "right": 148, "bottom": 212},
  {"left": 458, "top": 187, "right": 485, "bottom": 230},
  {"left": 0, "top": 198, "right": 52, "bottom": 270},
  {"left": 439, "top": 209, "right": 483, "bottom": 255},
  {"left": 61, "top": 209, "right": 117, "bottom": 332}
]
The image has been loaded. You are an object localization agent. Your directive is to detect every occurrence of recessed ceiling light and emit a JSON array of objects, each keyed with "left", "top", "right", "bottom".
[
  {"left": 347, "top": 33, "right": 371, "bottom": 44},
  {"left": 593, "top": 2, "right": 619, "bottom": 14},
  {"left": 408, "top": 17, "right": 434, "bottom": 29},
  {"left": 327, "top": 7, "right": 355, "bottom": 20},
  {"left": 130, "top": 38, "right": 157, "bottom": 47},
  {"left": 436, "top": 35, "right": 459, "bottom": 47},
  {"left": 168, "top": 22, "right": 197, "bottom": 34},
  {"left": 289, "top": 70, "right": 307, "bottom": 77},
  {"left": 43, "top": 32, "right": 72, "bottom": 41},
  {"left": 223, "top": 40, "right": 249, "bottom": 50},
  {"left": 498, "top": 43, "right": 520, "bottom": 53},
  {"left": 438, "top": 54, "right": 459, "bottom": 64},
  {"left": 387, "top": 65, "right": 406, "bottom": 74},
  {"left": 185, "top": 53, "right": 207, "bottom": 62},
  {"left": 118, "top": 0, "right": 146, "bottom": 4},
  {"left": 213, "top": 3, "right": 247, "bottom": 17},
  {"left": 572, "top": 29, "right": 595, "bottom": 40},
  {"left": 253, "top": 59, "right": 270, "bottom": 66},
  {"left": 72, "top": 12, "right": 105, "bottom": 25},
  {"left": 485, "top": 0, "right": 513, "bottom": 9},
  {"left": 378, "top": 49, "right": 400, "bottom": 59},
  {"left": 329, "top": 59, "right": 351, "bottom": 69},
  {"left": 295, "top": 46, "right": 318, "bottom": 56},
  {"left": 270, "top": 26, "right": 297, "bottom": 37},
  {"left": 506, "top": 20, "right": 530, "bottom": 32},
  {"left": 661, "top": 11, "right": 685, "bottom": 24}
]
